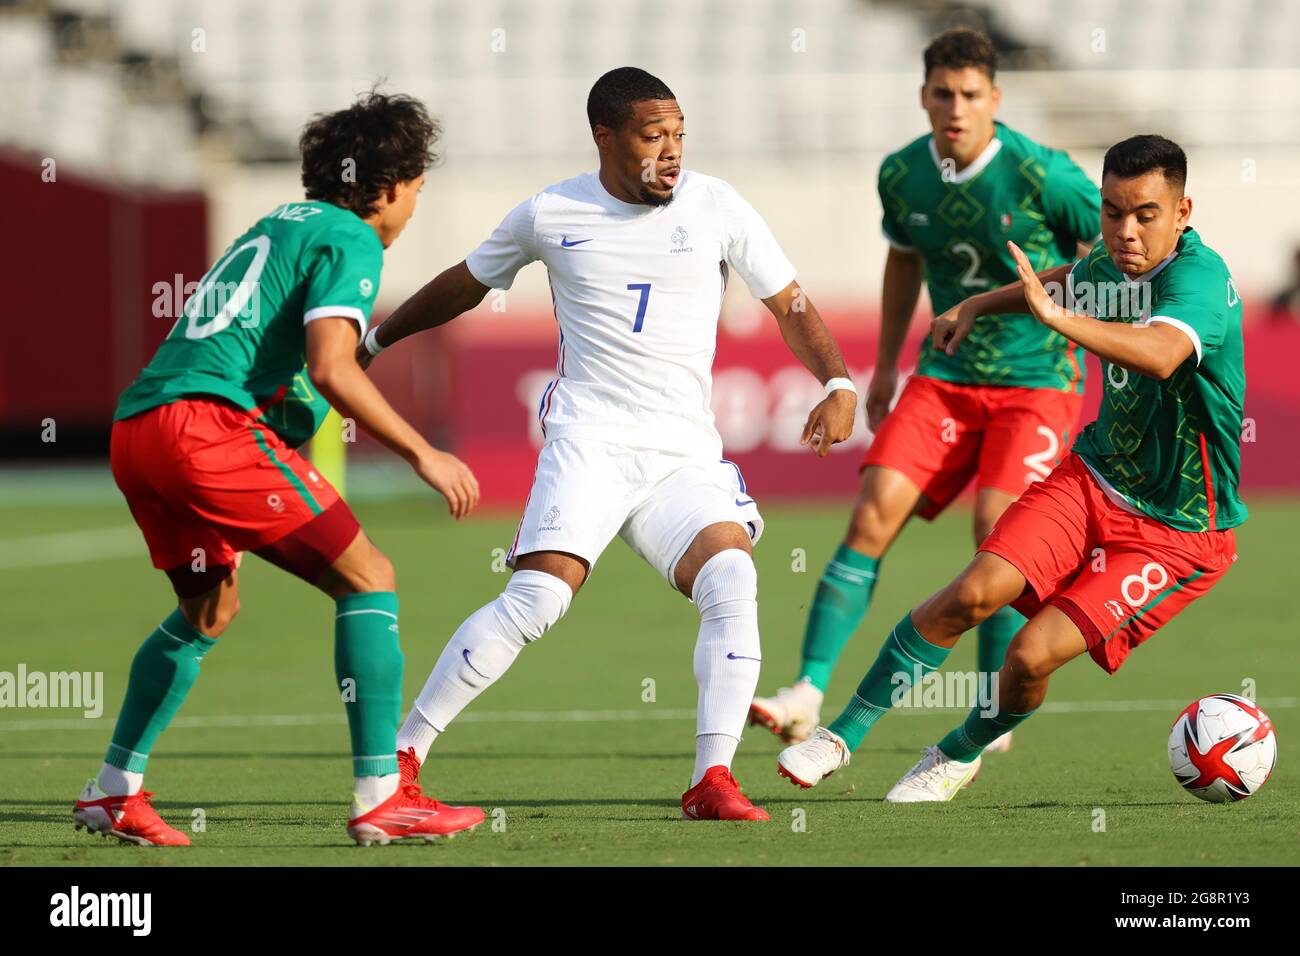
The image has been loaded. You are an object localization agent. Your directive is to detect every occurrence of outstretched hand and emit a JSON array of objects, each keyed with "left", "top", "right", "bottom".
[{"left": 1007, "top": 240, "right": 1066, "bottom": 326}]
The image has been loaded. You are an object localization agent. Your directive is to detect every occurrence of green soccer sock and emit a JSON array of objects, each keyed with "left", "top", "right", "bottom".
[
  {"left": 335, "top": 592, "right": 403, "bottom": 778},
  {"left": 797, "top": 544, "right": 880, "bottom": 692},
  {"left": 938, "top": 705, "right": 1037, "bottom": 763},
  {"left": 827, "top": 613, "right": 950, "bottom": 752},
  {"left": 977, "top": 606, "right": 1023, "bottom": 691},
  {"left": 104, "top": 609, "right": 218, "bottom": 773}
]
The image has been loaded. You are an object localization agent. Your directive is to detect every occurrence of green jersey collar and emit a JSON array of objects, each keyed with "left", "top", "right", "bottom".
[
  {"left": 928, "top": 131, "right": 1003, "bottom": 184},
  {"left": 1119, "top": 231, "right": 1189, "bottom": 286}
]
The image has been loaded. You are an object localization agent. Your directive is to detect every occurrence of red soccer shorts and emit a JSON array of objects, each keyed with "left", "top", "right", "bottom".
[
  {"left": 978, "top": 452, "right": 1238, "bottom": 674},
  {"left": 111, "top": 398, "right": 360, "bottom": 596},
  {"left": 862, "top": 374, "right": 1083, "bottom": 519}
]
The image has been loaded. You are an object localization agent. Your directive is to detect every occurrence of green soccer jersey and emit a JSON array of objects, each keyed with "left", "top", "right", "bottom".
[
  {"left": 1070, "top": 228, "right": 1247, "bottom": 532},
  {"left": 115, "top": 201, "right": 383, "bottom": 448},
  {"left": 879, "top": 121, "right": 1101, "bottom": 391}
]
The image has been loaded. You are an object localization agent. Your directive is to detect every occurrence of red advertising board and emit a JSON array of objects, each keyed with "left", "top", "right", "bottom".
[{"left": 0, "top": 151, "right": 208, "bottom": 432}]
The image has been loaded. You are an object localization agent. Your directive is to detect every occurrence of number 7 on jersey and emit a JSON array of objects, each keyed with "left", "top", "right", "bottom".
[{"left": 626, "top": 283, "right": 651, "bottom": 333}]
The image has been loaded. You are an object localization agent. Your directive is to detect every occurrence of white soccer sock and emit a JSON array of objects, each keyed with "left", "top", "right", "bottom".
[
  {"left": 692, "top": 733, "right": 740, "bottom": 787},
  {"left": 352, "top": 773, "right": 399, "bottom": 815},
  {"left": 396, "top": 708, "right": 440, "bottom": 762},
  {"left": 97, "top": 763, "right": 143, "bottom": 797},
  {"left": 691, "top": 548, "right": 762, "bottom": 747},
  {"left": 396, "top": 570, "right": 573, "bottom": 763}
]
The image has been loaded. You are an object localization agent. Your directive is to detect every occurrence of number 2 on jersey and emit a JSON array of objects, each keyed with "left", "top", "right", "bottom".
[
  {"left": 626, "top": 283, "right": 651, "bottom": 333},
  {"left": 952, "top": 242, "right": 989, "bottom": 289}
]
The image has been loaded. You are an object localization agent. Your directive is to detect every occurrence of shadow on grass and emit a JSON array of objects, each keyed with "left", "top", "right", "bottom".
[
  {"left": 967, "top": 800, "right": 1190, "bottom": 810},
  {"left": 0, "top": 751, "right": 697, "bottom": 761},
  {"left": 0, "top": 795, "right": 705, "bottom": 821},
  {"left": 1, "top": 840, "right": 480, "bottom": 852}
]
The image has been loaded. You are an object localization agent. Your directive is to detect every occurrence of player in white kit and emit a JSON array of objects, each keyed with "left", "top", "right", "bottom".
[{"left": 359, "top": 68, "right": 857, "bottom": 820}]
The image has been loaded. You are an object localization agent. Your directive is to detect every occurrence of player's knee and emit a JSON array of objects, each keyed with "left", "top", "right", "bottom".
[
  {"left": 691, "top": 549, "right": 758, "bottom": 615},
  {"left": 950, "top": 573, "right": 1000, "bottom": 627},
  {"left": 845, "top": 499, "right": 895, "bottom": 555},
  {"left": 329, "top": 546, "right": 395, "bottom": 595},
  {"left": 183, "top": 593, "right": 240, "bottom": 637},
  {"left": 210, "top": 599, "right": 240, "bottom": 636},
  {"left": 363, "top": 548, "right": 396, "bottom": 592},
  {"left": 497, "top": 569, "right": 574, "bottom": 644},
  {"left": 1003, "top": 638, "right": 1056, "bottom": 683}
]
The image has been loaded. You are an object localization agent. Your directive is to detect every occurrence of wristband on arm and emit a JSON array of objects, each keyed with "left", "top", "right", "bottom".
[{"left": 824, "top": 376, "right": 857, "bottom": 396}]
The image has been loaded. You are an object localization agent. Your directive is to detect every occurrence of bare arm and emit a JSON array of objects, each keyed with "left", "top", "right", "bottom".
[
  {"left": 358, "top": 260, "right": 490, "bottom": 365},
  {"left": 1029, "top": 304, "right": 1193, "bottom": 379},
  {"left": 307, "top": 317, "right": 480, "bottom": 517},
  {"left": 867, "top": 245, "right": 924, "bottom": 431},
  {"left": 930, "top": 262, "right": 1073, "bottom": 355},
  {"left": 1005, "top": 241, "right": 1193, "bottom": 380},
  {"left": 761, "top": 280, "right": 856, "bottom": 456},
  {"left": 932, "top": 244, "right": 1193, "bottom": 380}
]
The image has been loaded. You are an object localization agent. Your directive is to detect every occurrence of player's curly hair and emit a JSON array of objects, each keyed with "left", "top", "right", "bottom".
[
  {"left": 299, "top": 90, "right": 441, "bottom": 218},
  {"left": 586, "top": 67, "right": 676, "bottom": 131},
  {"left": 924, "top": 27, "right": 998, "bottom": 81},
  {"left": 1103, "top": 134, "right": 1188, "bottom": 191}
]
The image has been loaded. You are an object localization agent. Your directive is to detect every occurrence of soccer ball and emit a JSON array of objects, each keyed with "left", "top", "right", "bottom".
[{"left": 1168, "top": 694, "right": 1276, "bottom": 802}]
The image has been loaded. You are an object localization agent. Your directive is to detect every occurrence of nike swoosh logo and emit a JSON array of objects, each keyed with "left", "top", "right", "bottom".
[
  {"left": 462, "top": 648, "right": 488, "bottom": 679},
  {"left": 727, "top": 652, "right": 762, "bottom": 662},
  {"left": 560, "top": 236, "right": 593, "bottom": 247},
  {"left": 735, "top": 497, "right": 755, "bottom": 507}
]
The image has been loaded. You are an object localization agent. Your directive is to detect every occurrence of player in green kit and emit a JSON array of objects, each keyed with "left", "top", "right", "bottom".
[
  {"left": 751, "top": 28, "right": 1100, "bottom": 747},
  {"left": 777, "top": 134, "right": 1247, "bottom": 800},
  {"left": 74, "top": 93, "right": 485, "bottom": 846}
]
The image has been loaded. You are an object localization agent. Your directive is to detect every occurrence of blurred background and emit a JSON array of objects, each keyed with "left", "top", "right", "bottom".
[{"left": 2, "top": 0, "right": 1299, "bottom": 513}]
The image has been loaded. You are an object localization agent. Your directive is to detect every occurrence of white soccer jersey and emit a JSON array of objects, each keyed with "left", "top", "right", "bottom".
[{"left": 465, "top": 170, "right": 796, "bottom": 459}]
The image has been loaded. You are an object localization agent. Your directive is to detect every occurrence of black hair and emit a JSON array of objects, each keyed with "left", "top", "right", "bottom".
[
  {"left": 586, "top": 67, "right": 676, "bottom": 131},
  {"left": 924, "top": 27, "right": 997, "bottom": 81},
  {"left": 299, "top": 90, "right": 440, "bottom": 217},
  {"left": 1103, "top": 134, "right": 1188, "bottom": 190}
]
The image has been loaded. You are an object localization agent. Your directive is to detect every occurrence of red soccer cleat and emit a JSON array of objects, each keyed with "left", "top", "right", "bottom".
[
  {"left": 73, "top": 779, "right": 191, "bottom": 846},
  {"left": 681, "top": 766, "right": 770, "bottom": 822},
  {"left": 347, "top": 752, "right": 486, "bottom": 846},
  {"left": 397, "top": 746, "right": 422, "bottom": 787}
]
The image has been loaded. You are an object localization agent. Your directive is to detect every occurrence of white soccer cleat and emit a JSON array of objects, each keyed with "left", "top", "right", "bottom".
[
  {"left": 983, "top": 731, "right": 1013, "bottom": 753},
  {"left": 749, "top": 679, "right": 823, "bottom": 743},
  {"left": 884, "top": 745, "right": 981, "bottom": 803},
  {"left": 776, "top": 726, "right": 850, "bottom": 789}
]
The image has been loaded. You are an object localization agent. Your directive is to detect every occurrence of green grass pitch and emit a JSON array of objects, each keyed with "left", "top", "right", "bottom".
[{"left": 1, "top": 493, "right": 1296, "bottom": 866}]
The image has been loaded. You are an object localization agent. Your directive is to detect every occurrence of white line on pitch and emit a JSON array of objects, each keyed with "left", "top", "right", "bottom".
[
  {"left": 0, "top": 698, "right": 1294, "bottom": 733},
  {"left": 0, "top": 527, "right": 143, "bottom": 570},
  {"left": 0, "top": 708, "right": 700, "bottom": 732}
]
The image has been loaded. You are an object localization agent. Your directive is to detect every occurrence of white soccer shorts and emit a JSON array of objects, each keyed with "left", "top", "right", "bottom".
[{"left": 506, "top": 438, "right": 764, "bottom": 587}]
